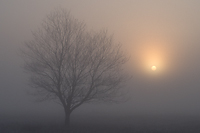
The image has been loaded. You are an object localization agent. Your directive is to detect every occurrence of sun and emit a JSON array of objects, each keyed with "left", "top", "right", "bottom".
[{"left": 151, "top": 66, "right": 157, "bottom": 71}]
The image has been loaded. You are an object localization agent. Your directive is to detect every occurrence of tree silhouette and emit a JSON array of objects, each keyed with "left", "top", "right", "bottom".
[{"left": 22, "top": 9, "right": 128, "bottom": 131}]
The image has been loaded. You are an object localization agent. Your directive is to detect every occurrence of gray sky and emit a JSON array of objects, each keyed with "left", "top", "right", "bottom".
[{"left": 1, "top": 0, "right": 200, "bottom": 120}]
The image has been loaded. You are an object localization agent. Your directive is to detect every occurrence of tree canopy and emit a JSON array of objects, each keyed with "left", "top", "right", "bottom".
[{"left": 22, "top": 9, "right": 128, "bottom": 129}]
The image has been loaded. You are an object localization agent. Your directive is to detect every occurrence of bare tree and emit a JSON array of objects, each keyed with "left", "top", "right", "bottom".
[{"left": 22, "top": 9, "right": 127, "bottom": 130}]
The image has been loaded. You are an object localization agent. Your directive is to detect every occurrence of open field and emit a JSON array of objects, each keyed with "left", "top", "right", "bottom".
[{"left": 1, "top": 115, "right": 200, "bottom": 133}]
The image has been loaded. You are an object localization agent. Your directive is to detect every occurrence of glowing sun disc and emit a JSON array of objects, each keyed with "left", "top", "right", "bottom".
[{"left": 151, "top": 66, "right": 157, "bottom": 71}]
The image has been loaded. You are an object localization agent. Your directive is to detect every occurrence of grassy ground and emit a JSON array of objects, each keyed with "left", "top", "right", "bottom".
[{"left": 1, "top": 115, "right": 200, "bottom": 133}]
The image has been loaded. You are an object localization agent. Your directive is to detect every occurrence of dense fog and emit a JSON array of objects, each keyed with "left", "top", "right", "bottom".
[{"left": 1, "top": 1, "right": 200, "bottom": 125}]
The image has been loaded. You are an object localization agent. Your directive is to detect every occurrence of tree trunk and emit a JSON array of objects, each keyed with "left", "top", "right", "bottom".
[{"left": 64, "top": 109, "right": 71, "bottom": 132}]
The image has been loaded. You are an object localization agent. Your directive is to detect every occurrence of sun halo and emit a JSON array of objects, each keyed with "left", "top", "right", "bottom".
[{"left": 151, "top": 66, "right": 157, "bottom": 71}]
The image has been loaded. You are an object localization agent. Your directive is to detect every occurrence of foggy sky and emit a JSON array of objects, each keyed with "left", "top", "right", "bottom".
[{"left": 1, "top": 0, "right": 200, "bottom": 120}]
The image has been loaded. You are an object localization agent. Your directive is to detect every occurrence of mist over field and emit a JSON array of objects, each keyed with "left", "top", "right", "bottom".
[{"left": 1, "top": 0, "right": 200, "bottom": 132}]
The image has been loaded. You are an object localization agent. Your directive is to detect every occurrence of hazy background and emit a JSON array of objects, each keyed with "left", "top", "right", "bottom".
[{"left": 1, "top": 0, "right": 200, "bottom": 123}]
